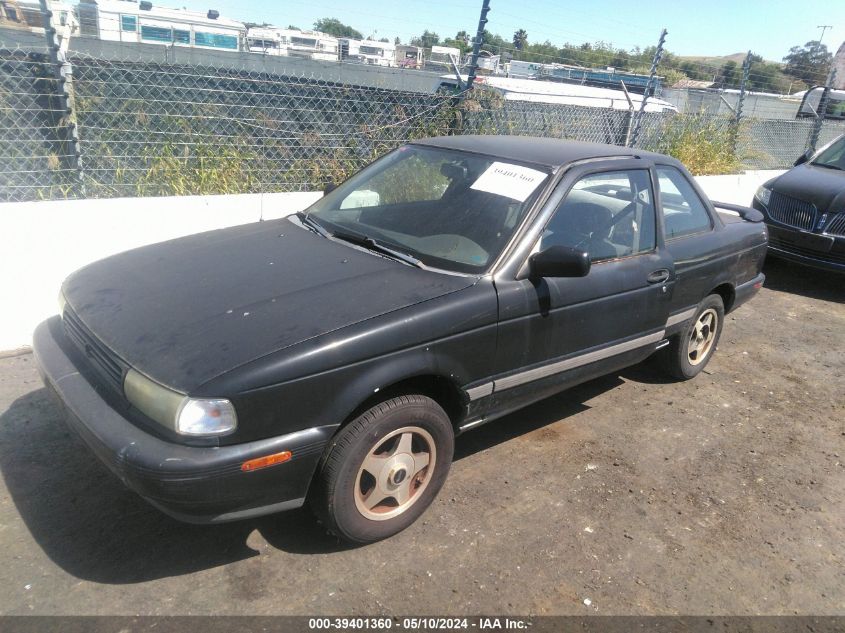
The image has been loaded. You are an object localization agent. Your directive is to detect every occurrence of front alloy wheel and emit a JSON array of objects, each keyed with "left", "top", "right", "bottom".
[
  {"left": 354, "top": 426, "right": 436, "bottom": 521},
  {"left": 310, "top": 395, "right": 454, "bottom": 543}
]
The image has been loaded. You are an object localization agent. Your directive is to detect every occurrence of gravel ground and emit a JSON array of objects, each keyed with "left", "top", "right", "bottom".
[{"left": 0, "top": 257, "right": 842, "bottom": 616}]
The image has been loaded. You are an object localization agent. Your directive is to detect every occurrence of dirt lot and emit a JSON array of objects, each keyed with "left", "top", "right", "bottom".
[{"left": 0, "top": 257, "right": 842, "bottom": 616}]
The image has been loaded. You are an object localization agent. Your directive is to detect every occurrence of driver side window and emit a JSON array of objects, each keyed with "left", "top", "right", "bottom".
[{"left": 540, "top": 169, "right": 656, "bottom": 263}]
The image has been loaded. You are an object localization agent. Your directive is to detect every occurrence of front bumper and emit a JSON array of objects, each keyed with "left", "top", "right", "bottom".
[
  {"left": 33, "top": 316, "right": 333, "bottom": 524},
  {"left": 752, "top": 200, "right": 845, "bottom": 273},
  {"left": 766, "top": 224, "right": 845, "bottom": 273}
]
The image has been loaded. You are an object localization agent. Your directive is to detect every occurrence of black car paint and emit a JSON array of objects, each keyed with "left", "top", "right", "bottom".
[
  {"left": 63, "top": 219, "right": 476, "bottom": 396},
  {"left": 752, "top": 158, "right": 845, "bottom": 272},
  {"left": 35, "top": 136, "right": 768, "bottom": 523}
]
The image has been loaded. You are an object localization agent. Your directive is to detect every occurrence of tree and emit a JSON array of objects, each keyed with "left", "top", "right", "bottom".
[
  {"left": 394, "top": 36, "right": 401, "bottom": 45},
  {"left": 715, "top": 60, "right": 740, "bottom": 88},
  {"left": 379, "top": 37, "right": 389, "bottom": 43},
  {"left": 513, "top": 29, "right": 527, "bottom": 51},
  {"left": 313, "top": 18, "right": 363, "bottom": 39},
  {"left": 783, "top": 41, "right": 832, "bottom": 86},
  {"left": 420, "top": 30, "right": 440, "bottom": 48},
  {"left": 455, "top": 31, "right": 470, "bottom": 47}
]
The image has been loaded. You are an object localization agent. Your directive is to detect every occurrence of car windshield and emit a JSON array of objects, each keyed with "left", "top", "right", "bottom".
[
  {"left": 305, "top": 145, "right": 550, "bottom": 274},
  {"left": 812, "top": 135, "right": 845, "bottom": 170}
]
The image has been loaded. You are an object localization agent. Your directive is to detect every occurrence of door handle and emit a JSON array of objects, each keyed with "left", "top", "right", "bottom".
[{"left": 647, "top": 269, "right": 671, "bottom": 284}]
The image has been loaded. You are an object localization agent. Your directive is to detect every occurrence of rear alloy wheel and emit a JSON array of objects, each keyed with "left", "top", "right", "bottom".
[
  {"left": 659, "top": 294, "right": 725, "bottom": 380},
  {"left": 310, "top": 395, "right": 453, "bottom": 543},
  {"left": 687, "top": 308, "right": 719, "bottom": 367}
]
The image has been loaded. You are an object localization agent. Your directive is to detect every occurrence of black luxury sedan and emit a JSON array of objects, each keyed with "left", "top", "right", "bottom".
[
  {"left": 35, "top": 136, "right": 767, "bottom": 543},
  {"left": 752, "top": 133, "right": 845, "bottom": 272}
]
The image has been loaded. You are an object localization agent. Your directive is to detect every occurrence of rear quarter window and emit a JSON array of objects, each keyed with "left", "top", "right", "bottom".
[{"left": 656, "top": 166, "right": 713, "bottom": 240}]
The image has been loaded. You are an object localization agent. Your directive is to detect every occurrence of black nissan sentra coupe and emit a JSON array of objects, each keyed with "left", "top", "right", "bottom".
[
  {"left": 752, "top": 133, "right": 845, "bottom": 273},
  {"left": 35, "top": 136, "right": 767, "bottom": 543}
]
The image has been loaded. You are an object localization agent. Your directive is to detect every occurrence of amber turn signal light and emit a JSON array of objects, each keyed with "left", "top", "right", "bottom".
[{"left": 241, "top": 451, "right": 292, "bottom": 472}]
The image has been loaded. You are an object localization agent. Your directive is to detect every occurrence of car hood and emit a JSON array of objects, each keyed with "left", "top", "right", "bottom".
[
  {"left": 771, "top": 163, "right": 845, "bottom": 211},
  {"left": 63, "top": 217, "right": 476, "bottom": 393}
]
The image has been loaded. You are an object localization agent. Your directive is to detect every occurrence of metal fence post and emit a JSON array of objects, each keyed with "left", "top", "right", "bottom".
[
  {"left": 38, "top": 0, "right": 84, "bottom": 194},
  {"left": 627, "top": 28, "right": 666, "bottom": 148},
  {"left": 464, "top": 0, "right": 490, "bottom": 94},
  {"left": 732, "top": 50, "right": 752, "bottom": 155},
  {"left": 808, "top": 67, "right": 837, "bottom": 153}
]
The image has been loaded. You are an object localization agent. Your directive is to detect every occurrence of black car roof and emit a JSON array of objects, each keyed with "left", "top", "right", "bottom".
[{"left": 412, "top": 135, "right": 676, "bottom": 170}]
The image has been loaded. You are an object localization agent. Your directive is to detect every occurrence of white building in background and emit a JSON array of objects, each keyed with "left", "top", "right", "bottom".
[
  {"left": 76, "top": 1, "right": 245, "bottom": 52},
  {"left": 438, "top": 74, "right": 678, "bottom": 113},
  {"left": 278, "top": 29, "right": 338, "bottom": 61}
]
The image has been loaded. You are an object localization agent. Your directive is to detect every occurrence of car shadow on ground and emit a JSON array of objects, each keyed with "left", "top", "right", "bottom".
[
  {"left": 762, "top": 257, "right": 844, "bottom": 303},
  {"left": 1, "top": 368, "right": 652, "bottom": 583}
]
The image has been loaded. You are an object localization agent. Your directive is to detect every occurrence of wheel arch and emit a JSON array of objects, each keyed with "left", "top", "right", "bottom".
[
  {"left": 340, "top": 373, "right": 467, "bottom": 433},
  {"left": 709, "top": 282, "right": 736, "bottom": 313}
]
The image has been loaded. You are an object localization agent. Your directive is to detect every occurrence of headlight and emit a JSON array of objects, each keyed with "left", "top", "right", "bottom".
[
  {"left": 124, "top": 369, "right": 237, "bottom": 436},
  {"left": 755, "top": 185, "right": 771, "bottom": 206},
  {"left": 176, "top": 398, "right": 237, "bottom": 436}
]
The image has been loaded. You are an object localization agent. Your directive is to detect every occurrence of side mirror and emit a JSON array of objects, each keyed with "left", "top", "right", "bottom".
[
  {"left": 529, "top": 245, "right": 591, "bottom": 279},
  {"left": 323, "top": 182, "right": 337, "bottom": 195},
  {"left": 794, "top": 149, "right": 812, "bottom": 166}
]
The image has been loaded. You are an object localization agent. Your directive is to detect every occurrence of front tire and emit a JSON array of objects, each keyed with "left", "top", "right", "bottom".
[
  {"left": 659, "top": 294, "right": 725, "bottom": 380},
  {"left": 310, "top": 395, "right": 454, "bottom": 544}
]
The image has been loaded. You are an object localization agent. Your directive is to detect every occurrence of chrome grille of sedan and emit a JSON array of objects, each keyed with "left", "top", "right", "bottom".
[
  {"left": 824, "top": 213, "right": 845, "bottom": 237},
  {"left": 767, "top": 192, "right": 817, "bottom": 231}
]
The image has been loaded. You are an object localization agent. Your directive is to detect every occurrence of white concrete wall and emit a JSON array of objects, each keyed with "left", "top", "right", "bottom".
[
  {"left": 0, "top": 170, "right": 785, "bottom": 353},
  {"left": 695, "top": 169, "right": 785, "bottom": 207},
  {"left": 0, "top": 191, "right": 321, "bottom": 353}
]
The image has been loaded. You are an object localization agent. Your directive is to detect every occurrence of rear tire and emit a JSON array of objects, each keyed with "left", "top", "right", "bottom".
[
  {"left": 658, "top": 294, "right": 724, "bottom": 380},
  {"left": 310, "top": 395, "right": 453, "bottom": 544}
]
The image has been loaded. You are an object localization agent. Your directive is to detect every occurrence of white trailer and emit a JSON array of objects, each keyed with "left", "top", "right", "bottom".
[
  {"left": 396, "top": 44, "right": 423, "bottom": 69},
  {"left": 339, "top": 37, "right": 361, "bottom": 61},
  {"left": 76, "top": 0, "right": 245, "bottom": 51},
  {"left": 246, "top": 26, "right": 283, "bottom": 55},
  {"left": 429, "top": 45, "right": 460, "bottom": 68},
  {"left": 279, "top": 29, "right": 338, "bottom": 62},
  {"left": 0, "top": 0, "right": 76, "bottom": 34},
  {"left": 356, "top": 40, "right": 396, "bottom": 67}
]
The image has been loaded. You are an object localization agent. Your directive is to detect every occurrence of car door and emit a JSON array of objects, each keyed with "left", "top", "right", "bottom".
[
  {"left": 481, "top": 160, "right": 675, "bottom": 415},
  {"left": 653, "top": 164, "right": 728, "bottom": 318}
]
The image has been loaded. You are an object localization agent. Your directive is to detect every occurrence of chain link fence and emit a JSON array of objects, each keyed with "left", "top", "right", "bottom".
[
  {"left": 70, "top": 55, "right": 457, "bottom": 198},
  {"left": 2, "top": 14, "right": 844, "bottom": 202}
]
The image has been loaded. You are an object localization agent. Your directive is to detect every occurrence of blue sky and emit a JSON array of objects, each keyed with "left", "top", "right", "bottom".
[{"left": 177, "top": 0, "right": 843, "bottom": 61}]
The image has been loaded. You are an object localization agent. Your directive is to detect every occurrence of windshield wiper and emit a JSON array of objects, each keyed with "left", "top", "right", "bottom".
[
  {"left": 811, "top": 162, "right": 845, "bottom": 171},
  {"left": 330, "top": 228, "right": 425, "bottom": 268},
  {"left": 295, "top": 212, "right": 331, "bottom": 238}
]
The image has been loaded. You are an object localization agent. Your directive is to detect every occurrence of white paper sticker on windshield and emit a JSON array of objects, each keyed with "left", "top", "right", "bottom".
[{"left": 470, "top": 162, "right": 547, "bottom": 202}]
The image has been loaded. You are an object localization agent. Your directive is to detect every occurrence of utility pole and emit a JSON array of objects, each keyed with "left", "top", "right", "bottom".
[{"left": 817, "top": 25, "right": 832, "bottom": 47}]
